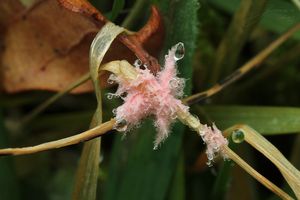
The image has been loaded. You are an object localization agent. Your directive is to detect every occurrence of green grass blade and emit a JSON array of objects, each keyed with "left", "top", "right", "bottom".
[
  {"left": 109, "top": 0, "right": 125, "bottom": 21},
  {"left": 200, "top": 106, "right": 300, "bottom": 134}
]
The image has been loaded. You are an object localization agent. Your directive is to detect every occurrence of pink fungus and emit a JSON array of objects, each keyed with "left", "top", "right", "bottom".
[
  {"left": 198, "top": 124, "right": 228, "bottom": 165},
  {"left": 111, "top": 43, "right": 188, "bottom": 148}
]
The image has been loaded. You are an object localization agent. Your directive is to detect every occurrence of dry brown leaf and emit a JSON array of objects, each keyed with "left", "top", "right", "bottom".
[{"left": 0, "top": 0, "right": 164, "bottom": 93}]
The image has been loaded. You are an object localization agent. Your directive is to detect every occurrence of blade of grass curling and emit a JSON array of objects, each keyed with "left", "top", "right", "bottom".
[
  {"left": 240, "top": 125, "right": 300, "bottom": 199},
  {"left": 104, "top": 1, "right": 198, "bottom": 199},
  {"left": 209, "top": 0, "right": 267, "bottom": 84},
  {"left": 72, "top": 22, "right": 124, "bottom": 200},
  {"left": 0, "top": 110, "right": 20, "bottom": 200},
  {"left": 201, "top": 106, "right": 300, "bottom": 135}
]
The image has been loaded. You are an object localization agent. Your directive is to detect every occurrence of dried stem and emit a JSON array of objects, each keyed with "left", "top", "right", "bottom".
[
  {"left": 224, "top": 146, "right": 293, "bottom": 200},
  {"left": 0, "top": 119, "right": 115, "bottom": 156}
]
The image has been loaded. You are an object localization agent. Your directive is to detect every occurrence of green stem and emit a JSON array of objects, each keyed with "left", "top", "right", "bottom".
[{"left": 121, "top": 0, "right": 150, "bottom": 29}]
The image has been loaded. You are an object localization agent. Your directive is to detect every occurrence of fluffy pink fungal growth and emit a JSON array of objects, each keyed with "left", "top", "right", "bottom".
[
  {"left": 198, "top": 124, "right": 228, "bottom": 165},
  {"left": 110, "top": 43, "right": 188, "bottom": 148}
]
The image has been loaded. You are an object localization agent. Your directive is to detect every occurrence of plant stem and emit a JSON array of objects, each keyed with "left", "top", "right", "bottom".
[
  {"left": 121, "top": 0, "right": 149, "bottom": 29},
  {"left": 224, "top": 146, "right": 293, "bottom": 200},
  {"left": 0, "top": 119, "right": 115, "bottom": 156},
  {"left": 184, "top": 22, "right": 300, "bottom": 105}
]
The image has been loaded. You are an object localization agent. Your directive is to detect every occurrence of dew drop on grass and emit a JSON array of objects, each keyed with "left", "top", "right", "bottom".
[
  {"left": 231, "top": 129, "right": 245, "bottom": 143},
  {"left": 107, "top": 93, "right": 114, "bottom": 99},
  {"left": 174, "top": 42, "right": 185, "bottom": 61}
]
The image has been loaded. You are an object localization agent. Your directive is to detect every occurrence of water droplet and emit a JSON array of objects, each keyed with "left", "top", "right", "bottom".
[
  {"left": 112, "top": 109, "right": 117, "bottom": 115},
  {"left": 199, "top": 130, "right": 205, "bottom": 137},
  {"left": 231, "top": 129, "right": 245, "bottom": 143},
  {"left": 107, "top": 74, "right": 116, "bottom": 84},
  {"left": 136, "top": 123, "right": 141, "bottom": 128},
  {"left": 134, "top": 59, "right": 142, "bottom": 68},
  {"left": 174, "top": 42, "right": 185, "bottom": 61},
  {"left": 207, "top": 153, "right": 213, "bottom": 161},
  {"left": 114, "top": 119, "right": 128, "bottom": 132},
  {"left": 213, "top": 146, "right": 220, "bottom": 151},
  {"left": 143, "top": 64, "right": 149, "bottom": 69},
  {"left": 107, "top": 79, "right": 114, "bottom": 84},
  {"left": 171, "top": 113, "right": 177, "bottom": 120},
  {"left": 206, "top": 161, "right": 212, "bottom": 167},
  {"left": 120, "top": 92, "right": 127, "bottom": 98},
  {"left": 107, "top": 93, "right": 114, "bottom": 99},
  {"left": 169, "top": 78, "right": 178, "bottom": 89}
]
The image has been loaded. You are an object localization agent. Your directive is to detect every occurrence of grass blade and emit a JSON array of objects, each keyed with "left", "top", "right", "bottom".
[
  {"left": 109, "top": 0, "right": 125, "bottom": 21},
  {"left": 201, "top": 106, "right": 300, "bottom": 135},
  {"left": 72, "top": 23, "right": 124, "bottom": 200}
]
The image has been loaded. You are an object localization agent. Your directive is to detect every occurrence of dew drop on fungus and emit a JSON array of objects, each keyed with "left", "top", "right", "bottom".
[
  {"left": 133, "top": 59, "right": 142, "bottom": 68},
  {"left": 169, "top": 78, "right": 179, "bottom": 89},
  {"left": 174, "top": 42, "right": 185, "bottom": 61},
  {"left": 107, "top": 74, "right": 117, "bottom": 84},
  {"left": 231, "top": 129, "right": 245, "bottom": 143},
  {"left": 213, "top": 146, "right": 220, "bottom": 151},
  {"left": 107, "top": 79, "right": 113, "bottom": 84},
  {"left": 114, "top": 119, "right": 128, "bottom": 132}
]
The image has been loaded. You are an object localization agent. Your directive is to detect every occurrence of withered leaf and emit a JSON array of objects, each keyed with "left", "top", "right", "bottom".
[{"left": 0, "top": 0, "right": 163, "bottom": 93}]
